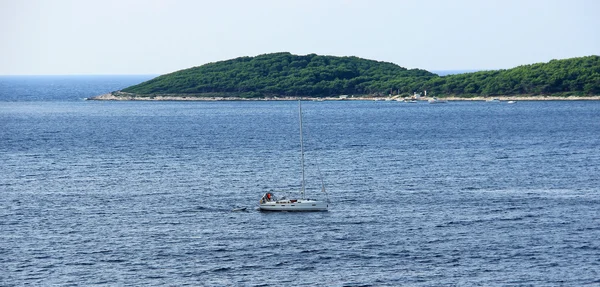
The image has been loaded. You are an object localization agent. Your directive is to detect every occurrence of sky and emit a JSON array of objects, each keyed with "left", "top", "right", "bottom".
[{"left": 1, "top": 0, "right": 599, "bottom": 75}]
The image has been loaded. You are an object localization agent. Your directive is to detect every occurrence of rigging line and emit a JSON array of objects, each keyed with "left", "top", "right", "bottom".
[
  {"left": 298, "top": 100, "right": 306, "bottom": 199},
  {"left": 315, "top": 155, "right": 329, "bottom": 202},
  {"left": 299, "top": 102, "right": 329, "bottom": 202}
]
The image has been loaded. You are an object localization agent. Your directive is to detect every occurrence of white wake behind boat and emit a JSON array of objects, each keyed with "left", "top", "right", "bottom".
[
  {"left": 428, "top": 97, "right": 448, "bottom": 104},
  {"left": 259, "top": 101, "right": 329, "bottom": 212}
]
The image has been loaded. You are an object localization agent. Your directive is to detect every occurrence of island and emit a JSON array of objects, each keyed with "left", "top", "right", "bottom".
[{"left": 89, "top": 53, "right": 600, "bottom": 101}]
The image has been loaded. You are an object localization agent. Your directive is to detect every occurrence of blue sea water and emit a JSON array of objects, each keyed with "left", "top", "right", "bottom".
[
  {"left": 431, "top": 70, "right": 480, "bottom": 76},
  {"left": 0, "top": 75, "right": 156, "bottom": 102},
  {"left": 1, "top": 76, "right": 599, "bottom": 286}
]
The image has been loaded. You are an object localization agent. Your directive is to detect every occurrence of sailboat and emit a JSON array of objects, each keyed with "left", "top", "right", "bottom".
[{"left": 258, "top": 101, "right": 329, "bottom": 212}]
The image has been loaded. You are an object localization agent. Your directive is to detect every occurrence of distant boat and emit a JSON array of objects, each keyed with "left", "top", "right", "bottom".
[
  {"left": 259, "top": 101, "right": 329, "bottom": 212},
  {"left": 486, "top": 98, "right": 501, "bottom": 103},
  {"left": 507, "top": 100, "right": 516, "bottom": 104},
  {"left": 428, "top": 97, "right": 448, "bottom": 104}
]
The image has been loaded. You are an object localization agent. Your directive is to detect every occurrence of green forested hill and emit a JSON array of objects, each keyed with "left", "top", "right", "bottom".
[
  {"left": 122, "top": 52, "right": 435, "bottom": 97},
  {"left": 121, "top": 53, "right": 600, "bottom": 97},
  {"left": 425, "top": 55, "right": 600, "bottom": 96}
]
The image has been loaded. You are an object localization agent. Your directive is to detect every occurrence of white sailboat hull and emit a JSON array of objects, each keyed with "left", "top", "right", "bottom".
[{"left": 259, "top": 199, "right": 328, "bottom": 212}]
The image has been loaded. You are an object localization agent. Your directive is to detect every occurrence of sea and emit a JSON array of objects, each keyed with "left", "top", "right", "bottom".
[{"left": 1, "top": 76, "right": 599, "bottom": 286}]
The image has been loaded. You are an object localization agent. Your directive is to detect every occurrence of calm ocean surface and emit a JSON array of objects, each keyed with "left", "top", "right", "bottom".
[{"left": 1, "top": 76, "right": 599, "bottom": 286}]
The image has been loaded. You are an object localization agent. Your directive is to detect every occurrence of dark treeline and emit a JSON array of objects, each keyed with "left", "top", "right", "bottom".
[
  {"left": 122, "top": 53, "right": 600, "bottom": 97},
  {"left": 425, "top": 55, "right": 600, "bottom": 96}
]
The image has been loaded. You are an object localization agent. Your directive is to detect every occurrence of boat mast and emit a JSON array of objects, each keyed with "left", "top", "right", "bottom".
[{"left": 298, "top": 100, "right": 306, "bottom": 199}]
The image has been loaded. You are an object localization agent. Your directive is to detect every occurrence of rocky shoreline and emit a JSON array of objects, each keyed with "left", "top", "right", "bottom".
[{"left": 87, "top": 91, "right": 600, "bottom": 102}]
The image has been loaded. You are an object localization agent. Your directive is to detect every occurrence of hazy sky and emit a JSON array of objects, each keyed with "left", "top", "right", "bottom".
[{"left": 1, "top": 0, "right": 598, "bottom": 75}]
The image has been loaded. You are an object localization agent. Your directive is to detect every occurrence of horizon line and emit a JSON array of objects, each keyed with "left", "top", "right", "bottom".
[
  {"left": 0, "top": 74, "right": 160, "bottom": 77},
  {"left": 1, "top": 69, "right": 485, "bottom": 77}
]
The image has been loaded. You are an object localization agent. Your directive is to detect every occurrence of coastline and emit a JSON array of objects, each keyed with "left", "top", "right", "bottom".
[
  {"left": 440, "top": 95, "right": 600, "bottom": 101},
  {"left": 88, "top": 92, "right": 600, "bottom": 102}
]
